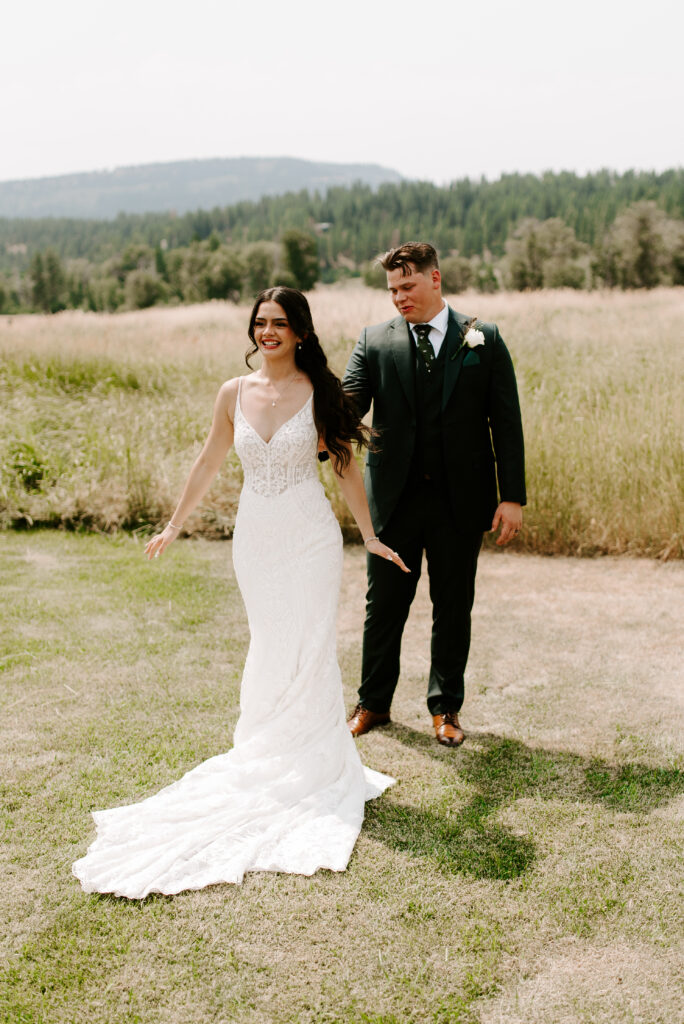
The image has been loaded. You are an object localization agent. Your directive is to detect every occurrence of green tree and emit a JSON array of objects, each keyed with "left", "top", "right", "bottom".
[
  {"left": 504, "top": 220, "right": 544, "bottom": 289},
  {"left": 470, "top": 255, "right": 500, "bottom": 294},
  {"left": 29, "top": 252, "right": 47, "bottom": 310},
  {"left": 281, "top": 230, "right": 319, "bottom": 291},
  {"left": 43, "top": 249, "right": 66, "bottom": 311},
  {"left": 269, "top": 268, "right": 298, "bottom": 289},
  {"left": 440, "top": 254, "right": 473, "bottom": 294},
  {"left": 596, "top": 201, "right": 671, "bottom": 289},
  {"left": 244, "top": 241, "right": 277, "bottom": 295},
  {"left": 119, "top": 243, "right": 154, "bottom": 276},
  {"left": 65, "top": 259, "right": 92, "bottom": 308},
  {"left": 164, "top": 250, "right": 185, "bottom": 299},
  {"left": 361, "top": 260, "right": 386, "bottom": 289},
  {"left": 205, "top": 247, "right": 245, "bottom": 301},
  {"left": 504, "top": 219, "right": 587, "bottom": 290},
  {"left": 29, "top": 249, "right": 66, "bottom": 311},
  {"left": 666, "top": 219, "right": 684, "bottom": 285},
  {"left": 179, "top": 243, "right": 211, "bottom": 303},
  {"left": 89, "top": 275, "right": 123, "bottom": 311},
  {"left": 154, "top": 245, "right": 168, "bottom": 280},
  {"left": 124, "top": 269, "right": 165, "bottom": 309}
]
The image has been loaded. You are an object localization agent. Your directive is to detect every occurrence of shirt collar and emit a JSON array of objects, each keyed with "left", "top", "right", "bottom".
[
  {"left": 429, "top": 300, "right": 449, "bottom": 335},
  {"left": 411, "top": 299, "right": 448, "bottom": 336}
]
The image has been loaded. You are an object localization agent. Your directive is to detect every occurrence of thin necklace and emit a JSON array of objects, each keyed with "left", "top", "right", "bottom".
[{"left": 262, "top": 370, "right": 300, "bottom": 407}]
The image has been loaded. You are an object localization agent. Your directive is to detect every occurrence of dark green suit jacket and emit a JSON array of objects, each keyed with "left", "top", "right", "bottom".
[{"left": 342, "top": 307, "right": 526, "bottom": 534}]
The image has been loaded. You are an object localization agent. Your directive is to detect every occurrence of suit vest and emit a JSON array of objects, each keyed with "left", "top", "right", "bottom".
[{"left": 409, "top": 336, "right": 447, "bottom": 482}]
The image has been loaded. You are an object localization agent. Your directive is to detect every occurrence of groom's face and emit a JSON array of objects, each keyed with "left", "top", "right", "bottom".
[{"left": 387, "top": 264, "right": 443, "bottom": 324}]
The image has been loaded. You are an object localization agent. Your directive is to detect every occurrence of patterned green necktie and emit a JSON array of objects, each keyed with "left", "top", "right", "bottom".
[{"left": 414, "top": 324, "right": 435, "bottom": 372}]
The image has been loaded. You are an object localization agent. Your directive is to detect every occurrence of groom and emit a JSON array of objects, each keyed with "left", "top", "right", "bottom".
[{"left": 343, "top": 242, "right": 526, "bottom": 746}]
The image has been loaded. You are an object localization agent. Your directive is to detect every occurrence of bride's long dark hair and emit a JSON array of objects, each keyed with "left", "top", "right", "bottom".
[{"left": 246, "top": 287, "right": 371, "bottom": 472}]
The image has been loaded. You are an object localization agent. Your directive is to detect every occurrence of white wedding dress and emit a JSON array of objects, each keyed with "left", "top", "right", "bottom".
[{"left": 72, "top": 380, "right": 393, "bottom": 899}]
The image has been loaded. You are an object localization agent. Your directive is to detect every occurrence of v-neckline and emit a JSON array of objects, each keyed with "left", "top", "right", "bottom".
[{"left": 239, "top": 391, "right": 314, "bottom": 446}]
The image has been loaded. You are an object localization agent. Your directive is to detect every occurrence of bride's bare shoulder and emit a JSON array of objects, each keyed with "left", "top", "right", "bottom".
[{"left": 217, "top": 375, "right": 251, "bottom": 423}]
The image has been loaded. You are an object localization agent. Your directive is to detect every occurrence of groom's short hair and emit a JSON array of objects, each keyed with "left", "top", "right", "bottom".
[{"left": 378, "top": 242, "right": 440, "bottom": 276}]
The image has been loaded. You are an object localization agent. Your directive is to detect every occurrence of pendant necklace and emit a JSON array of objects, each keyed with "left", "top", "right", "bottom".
[{"left": 265, "top": 371, "right": 300, "bottom": 407}]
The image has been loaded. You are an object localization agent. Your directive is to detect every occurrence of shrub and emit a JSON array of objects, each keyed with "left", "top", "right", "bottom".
[
  {"left": 595, "top": 201, "right": 675, "bottom": 289},
  {"left": 10, "top": 442, "right": 49, "bottom": 492},
  {"left": 125, "top": 269, "right": 166, "bottom": 310},
  {"left": 504, "top": 219, "right": 587, "bottom": 290},
  {"left": 361, "top": 261, "right": 386, "bottom": 289},
  {"left": 205, "top": 247, "right": 245, "bottom": 301},
  {"left": 244, "top": 242, "right": 277, "bottom": 296},
  {"left": 440, "top": 254, "right": 473, "bottom": 293}
]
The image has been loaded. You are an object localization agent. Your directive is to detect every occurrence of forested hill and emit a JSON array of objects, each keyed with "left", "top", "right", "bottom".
[
  {"left": 0, "top": 156, "right": 403, "bottom": 219},
  {"left": 1, "top": 169, "right": 682, "bottom": 275}
]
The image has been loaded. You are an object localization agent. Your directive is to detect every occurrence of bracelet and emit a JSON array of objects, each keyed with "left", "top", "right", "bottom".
[
  {"left": 168, "top": 522, "right": 182, "bottom": 531},
  {"left": 363, "top": 535, "right": 379, "bottom": 547}
]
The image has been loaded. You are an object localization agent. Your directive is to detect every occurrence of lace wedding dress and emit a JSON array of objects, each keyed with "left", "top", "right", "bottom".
[{"left": 72, "top": 380, "right": 393, "bottom": 899}]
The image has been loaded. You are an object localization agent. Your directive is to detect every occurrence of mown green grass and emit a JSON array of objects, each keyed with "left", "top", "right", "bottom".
[{"left": 1, "top": 532, "right": 682, "bottom": 1023}]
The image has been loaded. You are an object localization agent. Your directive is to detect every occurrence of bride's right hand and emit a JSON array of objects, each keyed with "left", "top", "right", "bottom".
[
  {"left": 365, "top": 538, "right": 410, "bottom": 573},
  {"left": 144, "top": 524, "right": 181, "bottom": 561}
]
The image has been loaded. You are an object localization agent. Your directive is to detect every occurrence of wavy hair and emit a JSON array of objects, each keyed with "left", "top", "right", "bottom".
[
  {"left": 378, "top": 241, "right": 440, "bottom": 275},
  {"left": 246, "top": 287, "right": 371, "bottom": 472}
]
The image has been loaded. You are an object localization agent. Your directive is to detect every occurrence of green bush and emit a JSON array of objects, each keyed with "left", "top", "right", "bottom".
[
  {"left": 361, "top": 261, "right": 386, "bottom": 289},
  {"left": 595, "top": 201, "right": 675, "bottom": 289},
  {"left": 440, "top": 254, "right": 473, "bottom": 293},
  {"left": 504, "top": 219, "right": 587, "bottom": 291},
  {"left": 244, "top": 242, "right": 277, "bottom": 296},
  {"left": 9, "top": 442, "right": 50, "bottom": 492},
  {"left": 125, "top": 269, "right": 166, "bottom": 309},
  {"left": 205, "top": 247, "right": 244, "bottom": 301}
]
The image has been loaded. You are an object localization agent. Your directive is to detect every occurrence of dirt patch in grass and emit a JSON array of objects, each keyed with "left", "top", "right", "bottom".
[
  {"left": 479, "top": 941, "right": 684, "bottom": 1024},
  {"left": 339, "top": 547, "right": 683, "bottom": 747}
]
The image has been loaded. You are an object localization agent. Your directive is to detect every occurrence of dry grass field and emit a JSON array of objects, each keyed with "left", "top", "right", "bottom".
[
  {"left": 1, "top": 284, "right": 682, "bottom": 557},
  {"left": 1, "top": 531, "right": 682, "bottom": 1023}
]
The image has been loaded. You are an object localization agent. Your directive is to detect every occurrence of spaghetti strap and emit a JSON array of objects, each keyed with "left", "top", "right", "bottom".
[{"left": 235, "top": 376, "right": 243, "bottom": 419}]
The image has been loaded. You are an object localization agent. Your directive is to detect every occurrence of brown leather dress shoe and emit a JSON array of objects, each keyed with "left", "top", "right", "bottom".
[
  {"left": 432, "top": 711, "right": 465, "bottom": 747},
  {"left": 347, "top": 703, "right": 390, "bottom": 737}
]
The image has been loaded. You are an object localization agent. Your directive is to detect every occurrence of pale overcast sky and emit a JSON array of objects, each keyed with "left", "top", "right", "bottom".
[{"left": 2, "top": 0, "right": 682, "bottom": 184}]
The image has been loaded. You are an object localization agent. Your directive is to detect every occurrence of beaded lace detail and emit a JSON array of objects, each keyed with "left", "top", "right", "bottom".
[{"left": 234, "top": 379, "right": 319, "bottom": 497}]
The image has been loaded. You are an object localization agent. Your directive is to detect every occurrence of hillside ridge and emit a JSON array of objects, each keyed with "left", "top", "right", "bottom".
[{"left": 0, "top": 156, "right": 403, "bottom": 219}]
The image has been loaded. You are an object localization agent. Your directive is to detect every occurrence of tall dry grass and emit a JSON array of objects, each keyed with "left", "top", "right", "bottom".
[{"left": 1, "top": 283, "right": 682, "bottom": 557}]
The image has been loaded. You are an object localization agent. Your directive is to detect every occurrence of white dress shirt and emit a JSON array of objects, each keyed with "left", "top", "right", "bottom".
[{"left": 410, "top": 301, "right": 449, "bottom": 357}]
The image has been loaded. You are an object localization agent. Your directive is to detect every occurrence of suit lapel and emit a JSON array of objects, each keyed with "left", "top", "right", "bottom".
[
  {"left": 389, "top": 317, "right": 416, "bottom": 416},
  {"left": 442, "top": 308, "right": 471, "bottom": 410}
]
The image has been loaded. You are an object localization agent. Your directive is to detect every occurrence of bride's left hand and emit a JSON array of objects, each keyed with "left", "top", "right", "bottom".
[{"left": 366, "top": 538, "right": 410, "bottom": 573}]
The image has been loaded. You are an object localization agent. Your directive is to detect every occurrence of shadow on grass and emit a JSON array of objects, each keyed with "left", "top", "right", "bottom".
[{"left": 363, "top": 725, "right": 684, "bottom": 881}]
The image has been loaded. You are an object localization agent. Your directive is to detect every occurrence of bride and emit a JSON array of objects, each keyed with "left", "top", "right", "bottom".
[{"left": 72, "top": 286, "right": 409, "bottom": 899}]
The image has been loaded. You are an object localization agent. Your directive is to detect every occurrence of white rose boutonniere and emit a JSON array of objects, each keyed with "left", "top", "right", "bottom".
[{"left": 464, "top": 324, "right": 485, "bottom": 348}]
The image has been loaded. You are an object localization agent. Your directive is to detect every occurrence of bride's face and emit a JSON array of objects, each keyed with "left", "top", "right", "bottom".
[{"left": 253, "top": 301, "right": 301, "bottom": 361}]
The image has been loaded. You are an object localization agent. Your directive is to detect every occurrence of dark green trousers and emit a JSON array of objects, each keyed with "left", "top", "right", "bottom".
[{"left": 359, "top": 480, "right": 482, "bottom": 716}]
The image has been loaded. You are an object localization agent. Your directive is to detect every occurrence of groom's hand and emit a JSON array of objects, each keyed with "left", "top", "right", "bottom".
[{"left": 490, "top": 502, "right": 522, "bottom": 546}]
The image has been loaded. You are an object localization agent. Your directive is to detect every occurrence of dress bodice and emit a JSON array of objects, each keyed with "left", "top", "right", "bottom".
[{"left": 233, "top": 378, "right": 319, "bottom": 497}]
